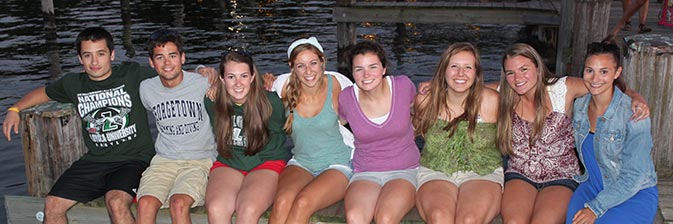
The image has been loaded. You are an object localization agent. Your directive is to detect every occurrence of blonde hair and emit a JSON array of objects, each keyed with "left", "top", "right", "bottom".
[
  {"left": 496, "top": 43, "right": 560, "bottom": 155},
  {"left": 413, "top": 42, "right": 483, "bottom": 141},
  {"left": 214, "top": 51, "right": 272, "bottom": 158},
  {"left": 281, "top": 43, "right": 326, "bottom": 134}
]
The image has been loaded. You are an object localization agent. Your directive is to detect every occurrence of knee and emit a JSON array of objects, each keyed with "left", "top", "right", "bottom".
[
  {"left": 375, "top": 211, "right": 402, "bottom": 224},
  {"left": 235, "top": 203, "right": 265, "bottom": 219},
  {"left": 169, "top": 196, "right": 192, "bottom": 211},
  {"left": 205, "top": 199, "right": 233, "bottom": 215},
  {"left": 105, "top": 195, "right": 131, "bottom": 212},
  {"left": 503, "top": 217, "right": 528, "bottom": 224},
  {"left": 456, "top": 213, "right": 482, "bottom": 224},
  {"left": 424, "top": 207, "right": 451, "bottom": 224},
  {"left": 272, "top": 192, "right": 294, "bottom": 211},
  {"left": 291, "top": 194, "right": 316, "bottom": 212},
  {"left": 44, "top": 196, "right": 68, "bottom": 214}
]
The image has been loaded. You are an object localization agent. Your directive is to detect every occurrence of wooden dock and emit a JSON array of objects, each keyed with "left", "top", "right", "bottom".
[
  {"left": 333, "top": 1, "right": 561, "bottom": 25},
  {"left": 6, "top": 176, "right": 672, "bottom": 223}
]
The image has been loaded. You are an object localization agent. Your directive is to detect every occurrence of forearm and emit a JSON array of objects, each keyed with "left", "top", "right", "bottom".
[{"left": 11, "top": 87, "right": 51, "bottom": 110}]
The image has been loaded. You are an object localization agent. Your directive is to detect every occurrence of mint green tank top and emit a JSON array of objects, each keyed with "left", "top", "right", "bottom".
[
  {"left": 290, "top": 75, "right": 352, "bottom": 172},
  {"left": 421, "top": 119, "right": 502, "bottom": 175}
]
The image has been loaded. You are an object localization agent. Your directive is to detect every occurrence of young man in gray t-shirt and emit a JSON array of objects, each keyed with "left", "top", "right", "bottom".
[{"left": 136, "top": 29, "right": 216, "bottom": 224}]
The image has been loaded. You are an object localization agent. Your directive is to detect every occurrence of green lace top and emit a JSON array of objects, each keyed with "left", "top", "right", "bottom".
[{"left": 420, "top": 119, "right": 502, "bottom": 175}]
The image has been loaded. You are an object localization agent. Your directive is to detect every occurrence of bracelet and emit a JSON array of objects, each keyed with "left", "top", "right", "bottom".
[{"left": 8, "top": 107, "right": 20, "bottom": 113}]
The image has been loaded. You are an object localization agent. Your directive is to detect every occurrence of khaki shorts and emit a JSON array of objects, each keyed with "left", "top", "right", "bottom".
[
  {"left": 137, "top": 155, "right": 212, "bottom": 208},
  {"left": 416, "top": 166, "right": 504, "bottom": 190}
]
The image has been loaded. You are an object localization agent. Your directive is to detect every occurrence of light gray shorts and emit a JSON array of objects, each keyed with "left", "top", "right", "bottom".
[
  {"left": 286, "top": 158, "right": 353, "bottom": 179},
  {"left": 416, "top": 166, "right": 504, "bottom": 190},
  {"left": 349, "top": 167, "right": 419, "bottom": 188}
]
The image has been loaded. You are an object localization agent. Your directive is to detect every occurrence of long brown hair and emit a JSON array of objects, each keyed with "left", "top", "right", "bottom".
[
  {"left": 496, "top": 43, "right": 560, "bottom": 155},
  {"left": 413, "top": 42, "right": 484, "bottom": 141},
  {"left": 282, "top": 44, "right": 326, "bottom": 134},
  {"left": 214, "top": 51, "right": 272, "bottom": 158}
]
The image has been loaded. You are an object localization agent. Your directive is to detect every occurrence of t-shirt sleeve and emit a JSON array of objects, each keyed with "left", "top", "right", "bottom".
[
  {"left": 139, "top": 80, "right": 151, "bottom": 110},
  {"left": 204, "top": 95, "right": 216, "bottom": 129},
  {"left": 398, "top": 75, "right": 416, "bottom": 105},
  {"left": 338, "top": 88, "right": 350, "bottom": 121},
  {"left": 44, "top": 73, "right": 76, "bottom": 103}
]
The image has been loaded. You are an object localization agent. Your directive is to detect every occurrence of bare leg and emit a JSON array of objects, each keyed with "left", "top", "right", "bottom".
[
  {"left": 269, "top": 166, "right": 313, "bottom": 224},
  {"left": 104, "top": 189, "right": 135, "bottom": 224},
  {"left": 234, "top": 169, "right": 279, "bottom": 224},
  {"left": 136, "top": 195, "right": 162, "bottom": 224},
  {"left": 416, "top": 180, "right": 458, "bottom": 224},
  {"left": 344, "top": 180, "right": 381, "bottom": 224},
  {"left": 205, "top": 167, "right": 244, "bottom": 224},
  {"left": 373, "top": 179, "right": 416, "bottom": 224},
  {"left": 455, "top": 180, "right": 502, "bottom": 224},
  {"left": 501, "top": 180, "right": 537, "bottom": 224},
  {"left": 530, "top": 186, "right": 574, "bottom": 224},
  {"left": 169, "top": 194, "right": 195, "bottom": 224},
  {"left": 286, "top": 169, "right": 349, "bottom": 223},
  {"left": 43, "top": 195, "right": 77, "bottom": 224}
]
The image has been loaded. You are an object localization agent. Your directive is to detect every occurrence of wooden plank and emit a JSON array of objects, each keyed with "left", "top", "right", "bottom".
[{"left": 333, "top": 7, "right": 560, "bottom": 25}]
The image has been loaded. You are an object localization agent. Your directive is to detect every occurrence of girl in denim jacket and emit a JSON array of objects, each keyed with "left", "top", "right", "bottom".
[{"left": 566, "top": 42, "right": 658, "bottom": 224}]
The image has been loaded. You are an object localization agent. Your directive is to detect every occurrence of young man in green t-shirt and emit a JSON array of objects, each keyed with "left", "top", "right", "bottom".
[{"left": 2, "top": 27, "right": 156, "bottom": 224}]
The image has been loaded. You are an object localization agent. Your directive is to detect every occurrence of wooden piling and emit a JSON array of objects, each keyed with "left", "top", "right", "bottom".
[
  {"left": 336, "top": 0, "right": 356, "bottom": 80},
  {"left": 622, "top": 34, "right": 673, "bottom": 177},
  {"left": 19, "top": 101, "right": 87, "bottom": 197},
  {"left": 569, "top": 0, "right": 612, "bottom": 76}
]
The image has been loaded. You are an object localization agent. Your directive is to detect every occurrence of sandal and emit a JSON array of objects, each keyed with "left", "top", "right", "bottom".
[
  {"left": 622, "top": 20, "right": 632, "bottom": 31},
  {"left": 638, "top": 23, "right": 652, "bottom": 34}
]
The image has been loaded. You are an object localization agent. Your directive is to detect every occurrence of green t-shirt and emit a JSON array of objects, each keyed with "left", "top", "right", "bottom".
[
  {"left": 421, "top": 120, "right": 502, "bottom": 175},
  {"left": 214, "top": 91, "right": 288, "bottom": 171},
  {"left": 45, "top": 62, "right": 156, "bottom": 163}
]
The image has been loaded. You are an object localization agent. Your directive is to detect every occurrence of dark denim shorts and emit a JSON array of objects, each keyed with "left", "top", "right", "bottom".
[{"left": 505, "top": 172, "right": 578, "bottom": 191}]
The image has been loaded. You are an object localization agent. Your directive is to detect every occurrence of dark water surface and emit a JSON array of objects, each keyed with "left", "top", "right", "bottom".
[{"left": 0, "top": 0, "right": 525, "bottom": 222}]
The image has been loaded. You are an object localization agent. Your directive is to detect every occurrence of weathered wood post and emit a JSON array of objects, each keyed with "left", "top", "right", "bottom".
[
  {"left": 621, "top": 34, "right": 673, "bottom": 177},
  {"left": 569, "top": 0, "right": 612, "bottom": 77},
  {"left": 335, "top": 0, "right": 356, "bottom": 81},
  {"left": 556, "top": 0, "right": 574, "bottom": 76},
  {"left": 41, "top": 0, "right": 62, "bottom": 78},
  {"left": 20, "top": 102, "right": 87, "bottom": 197}
]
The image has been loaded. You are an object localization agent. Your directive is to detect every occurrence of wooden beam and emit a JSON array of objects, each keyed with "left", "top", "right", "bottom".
[
  {"left": 333, "top": 7, "right": 560, "bottom": 25},
  {"left": 556, "top": 0, "right": 574, "bottom": 76}
]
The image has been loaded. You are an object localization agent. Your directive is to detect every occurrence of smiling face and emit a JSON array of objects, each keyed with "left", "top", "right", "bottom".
[
  {"left": 583, "top": 53, "right": 621, "bottom": 97},
  {"left": 445, "top": 51, "right": 477, "bottom": 94},
  {"left": 352, "top": 52, "right": 387, "bottom": 92},
  {"left": 291, "top": 49, "right": 325, "bottom": 88},
  {"left": 504, "top": 55, "right": 539, "bottom": 96},
  {"left": 78, "top": 40, "right": 115, "bottom": 81},
  {"left": 149, "top": 42, "right": 185, "bottom": 88},
  {"left": 221, "top": 61, "right": 254, "bottom": 104}
]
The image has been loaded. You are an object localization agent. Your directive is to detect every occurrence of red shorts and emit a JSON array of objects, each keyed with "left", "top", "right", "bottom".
[{"left": 210, "top": 160, "right": 286, "bottom": 175}]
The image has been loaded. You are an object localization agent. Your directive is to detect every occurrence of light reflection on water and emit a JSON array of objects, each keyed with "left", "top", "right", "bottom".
[{"left": 0, "top": 0, "right": 526, "bottom": 221}]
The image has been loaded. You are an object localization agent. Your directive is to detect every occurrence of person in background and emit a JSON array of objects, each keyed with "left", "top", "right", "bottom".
[
  {"left": 413, "top": 42, "right": 502, "bottom": 224},
  {"left": 205, "top": 51, "right": 287, "bottom": 224},
  {"left": 339, "top": 40, "right": 420, "bottom": 224},
  {"left": 136, "top": 28, "right": 217, "bottom": 224},
  {"left": 2, "top": 27, "right": 156, "bottom": 224},
  {"left": 268, "top": 37, "right": 354, "bottom": 224},
  {"left": 566, "top": 42, "right": 658, "bottom": 224}
]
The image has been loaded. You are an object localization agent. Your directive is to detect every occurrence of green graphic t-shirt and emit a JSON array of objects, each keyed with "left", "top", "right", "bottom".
[{"left": 45, "top": 62, "right": 156, "bottom": 163}]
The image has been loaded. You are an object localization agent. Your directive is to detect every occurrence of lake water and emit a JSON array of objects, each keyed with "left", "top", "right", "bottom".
[{"left": 0, "top": 0, "right": 527, "bottom": 222}]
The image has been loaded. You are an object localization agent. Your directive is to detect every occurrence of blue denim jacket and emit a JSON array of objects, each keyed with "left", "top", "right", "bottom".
[{"left": 572, "top": 87, "right": 657, "bottom": 218}]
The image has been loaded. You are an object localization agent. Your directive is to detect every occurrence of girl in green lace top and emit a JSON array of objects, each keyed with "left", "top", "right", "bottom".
[{"left": 413, "top": 42, "right": 503, "bottom": 223}]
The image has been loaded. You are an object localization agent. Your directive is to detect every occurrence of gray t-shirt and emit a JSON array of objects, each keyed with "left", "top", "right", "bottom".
[{"left": 139, "top": 71, "right": 217, "bottom": 160}]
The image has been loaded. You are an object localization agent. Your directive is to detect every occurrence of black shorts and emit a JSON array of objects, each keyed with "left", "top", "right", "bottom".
[
  {"left": 504, "top": 172, "right": 578, "bottom": 191},
  {"left": 48, "top": 159, "right": 149, "bottom": 203}
]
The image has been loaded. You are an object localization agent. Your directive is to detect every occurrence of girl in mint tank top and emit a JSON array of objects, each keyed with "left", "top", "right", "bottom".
[
  {"left": 413, "top": 42, "right": 502, "bottom": 223},
  {"left": 268, "top": 37, "right": 354, "bottom": 224}
]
